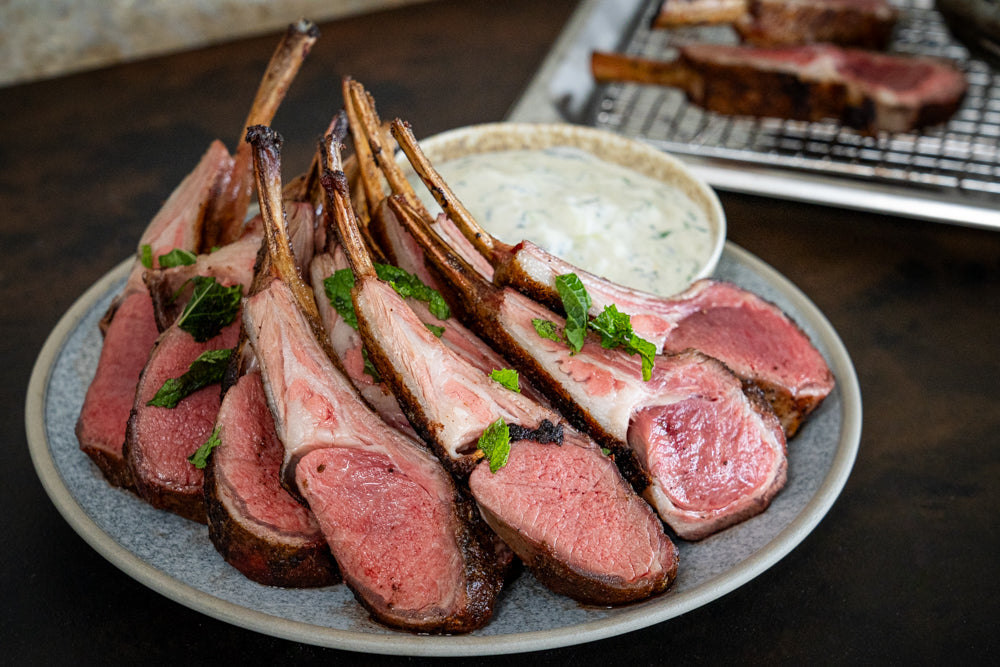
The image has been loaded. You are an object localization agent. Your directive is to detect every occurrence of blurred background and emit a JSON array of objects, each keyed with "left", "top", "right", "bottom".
[{"left": 0, "top": 0, "right": 427, "bottom": 88}]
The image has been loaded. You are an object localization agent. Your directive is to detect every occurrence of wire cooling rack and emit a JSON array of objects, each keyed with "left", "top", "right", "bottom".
[{"left": 580, "top": 0, "right": 1000, "bottom": 226}]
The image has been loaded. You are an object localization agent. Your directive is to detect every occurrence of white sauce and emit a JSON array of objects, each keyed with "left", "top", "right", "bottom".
[{"left": 411, "top": 146, "right": 714, "bottom": 297}]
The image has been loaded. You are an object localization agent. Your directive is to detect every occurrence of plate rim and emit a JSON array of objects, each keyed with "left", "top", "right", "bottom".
[{"left": 25, "top": 242, "right": 861, "bottom": 657}]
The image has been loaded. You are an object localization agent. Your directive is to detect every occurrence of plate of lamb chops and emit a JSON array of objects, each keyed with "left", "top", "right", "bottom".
[{"left": 25, "top": 58, "right": 861, "bottom": 655}]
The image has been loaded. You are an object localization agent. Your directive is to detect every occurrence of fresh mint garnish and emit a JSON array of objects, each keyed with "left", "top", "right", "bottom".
[
  {"left": 147, "top": 348, "right": 233, "bottom": 408},
  {"left": 323, "top": 269, "right": 358, "bottom": 329},
  {"left": 532, "top": 274, "right": 656, "bottom": 381},
  {"left": 158, "top": 248, "right": 198, "bottom": 268},
  {"left": 140, "top": 244, "right": 153, "bottom": 269},
  {"left": 532, "top": 318, "right": 563, "bottom": 343},
  {"left": 374, "top": 263, "right": 450, "bottom": 321},
  {"left": 554, "top": 273, "right": 591, "bottom": 353},
  {"left": 490, "top": 368, "right": 520, "bottom": 392},
  {"left": 188, "top": 426, "right": 221, "bottom": 469},
  {"left": 478, "top": 417, "right": 511, "bottom": 473},
  {"left": 175, "top": 276, "right": 243, "bottom": 342}
]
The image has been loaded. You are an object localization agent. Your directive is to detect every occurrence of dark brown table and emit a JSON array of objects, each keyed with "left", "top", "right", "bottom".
[{"left": 4, "top": 0, "right": 998, "bottom": 662}]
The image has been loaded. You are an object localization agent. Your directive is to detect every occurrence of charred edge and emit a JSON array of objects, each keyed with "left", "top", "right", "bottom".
[
  {"left": 98, "top": 292, "right": 125, "bottom": 336},
  {"left": 246, "top": 124, "right": 283, "bottom": 149},
  {"left": 79, "top": 443, "right": 135, "bottom": 491},
  {"left": 508, "top": 419, "right": 563, "bottom": 445},
  {"left": 448, "top": 478, "right": 506, "bottom": 629},
  {"left": 492, "top": 258, "right": 567, "bottom": 317},
  {"left": 387, "top": 194, "right": 501, "bottom": 319},
  {"left": 289, "top": 18, "right": 320, "bottom": 40},
  {"left": 220, "top": 337, "right": 248, "bottom": 397},
  {"left": 484, "top": 320, "right": 652, "bottom": 493},
  {"left": 476, "top": 502, "right": 671, "bottom": 606},
  {"left": 203, "top": 453, "right": 340, "bottom": 588},
  {"left": 355, "top": 305, "right": 478, "bottom": 479},
  {"left": 123, "top": 402, "right": 209, "bottom": 523}
]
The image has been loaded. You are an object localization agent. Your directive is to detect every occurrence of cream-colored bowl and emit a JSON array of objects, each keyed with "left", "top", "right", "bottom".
[{"left": 397, "top": 122, "right": 726, "bottom": 297}]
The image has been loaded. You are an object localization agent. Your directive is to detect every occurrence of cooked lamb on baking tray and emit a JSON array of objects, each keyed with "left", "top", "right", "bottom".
[
  {"left": 652, "top": 0, "right": 898, "bottom": 49},
  {"left": 591, "top": 43, "right": 967, "bottom": 135}
]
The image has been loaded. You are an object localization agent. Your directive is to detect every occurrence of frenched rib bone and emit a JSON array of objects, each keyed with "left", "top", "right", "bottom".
[{"left": 591, "top": 44, "right": 967, "bottom": 134}]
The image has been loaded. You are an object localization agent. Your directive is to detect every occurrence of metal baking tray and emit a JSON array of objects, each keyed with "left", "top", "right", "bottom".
[{"left": 507, "top": 0, "right": 1000, "bottom": 230}]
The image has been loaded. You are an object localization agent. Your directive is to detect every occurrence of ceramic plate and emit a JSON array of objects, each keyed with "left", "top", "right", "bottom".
[{"left": 25, "top": 243, "right": 861, "bottom": 656}]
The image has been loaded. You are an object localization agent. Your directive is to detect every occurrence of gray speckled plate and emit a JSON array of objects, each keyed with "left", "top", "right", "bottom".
[{"left": 25, "top": 243, "right": 861, "bottom": 657}]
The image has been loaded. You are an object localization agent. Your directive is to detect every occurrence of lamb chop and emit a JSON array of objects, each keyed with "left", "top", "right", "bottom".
[
  {"left": 590, "top": 43, "right": 967, "bottom": 134},
  {"left": 319, "top": 81, "right": 547, "bottom": 411},
  {"left": 323, "top": 131, "right": 678, "bottom": 601},
  {"left": 392, "top": 120, "right": 833, "bottom": 436},
  {"left": 653, "top": 0, "right": 898, "bottom": 50},
  {"left": 204, "top": 361, "right": 339, "bottom": 587},
  {"left": 76, "top": 21, "right": 319, "bottom": 489},
  {"left": 387, "top": 190, "right": 788, "bottom": 541},
  {"left": 240, "top": 125, "right": 503, "bottom": 633},
  {"left": 341, "top": 78, "right": 495, "bottom": 288},
  {"left": 123, "top": 202, "right": 313, "bottom": 522}
]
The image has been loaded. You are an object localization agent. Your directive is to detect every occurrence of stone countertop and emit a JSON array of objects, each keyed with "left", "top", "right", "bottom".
[{"left": 0, "top": 0, "right": 426, "bottom": 87}]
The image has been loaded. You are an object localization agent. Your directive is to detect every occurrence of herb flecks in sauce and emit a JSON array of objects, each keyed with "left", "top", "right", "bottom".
[{"left": 411, "top": 145, "right": 713, "bottom": 297}]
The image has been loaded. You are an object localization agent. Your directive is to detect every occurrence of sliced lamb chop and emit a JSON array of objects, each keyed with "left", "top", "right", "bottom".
[
  {"left": 242, "top": 125, "right": 503, "bottom": 633},
  {"left": 76, "top": 22, "right": 319, "bottom": 489},
  {"left": 652, "top": 1, "right": 898, "bottom": 50},
  {"left": 331, "top": 82, "right": 547, "bottom": 407},
  {"left": 124, "top": 224, "right": 265, "bottom": 521},
  {"left": 591, "top": 44, "right": 967, "bottom": 134},
  {"left": 77, "top": 143, "right": 231, "bottom": 489},
  {"left": 389, "top": 194, "right": 787, "bottom": 541},
  {"left": 323, "top": 134, "right": 677, "bottom": 601},
  {"left": 391, "top": 120, "right": 833, "bottom": 436},
  {"left": 204, "top": 366, "right": 339, "bottom": 587},
  {"left": 125, "top": 201, "right": 317, "bottom": 522}
]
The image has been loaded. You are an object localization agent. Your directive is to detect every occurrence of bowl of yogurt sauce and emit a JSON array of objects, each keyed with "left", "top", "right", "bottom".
[{"left": 399, "top": 123, "right": 725, "bottom": 298}]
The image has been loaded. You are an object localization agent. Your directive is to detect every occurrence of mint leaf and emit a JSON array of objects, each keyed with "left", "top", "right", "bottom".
[
  {"left": 375, "top": 263, "right": 450, "bottom": 321},
  {"left": 323, "top": 269, "right": 358, "bottom": 329},
  {"left": 589, "top": 305, "right": 656, "bottom": 381},
  {"left": 140, "top": 244, "right": 153, "bottom": 269},
  {"left": 159, "top": 248, "right": 198, "bottom": 268},
  {"left": 490, "top": 368, "right": 520, "bottom": 392},
  {"left": 532, "top": 318, "right": 563, "bottom": 343},
  {"left": 188, "top": 426, "right": 221, "bottom": 469},
  {"left": 589, "top": 304, "right": 633, "bottom": 349},
  {"left": 550, "top": 275, "right": 656, "bottom": 381},
  {"left": 478, "top": 417, "right": 511, "bottom": 473},
  {"left": 555, "top": 273, "right": 591, "bottom": 353},
  {"left": 625, "top": 334, "right": 657, "bottom": 382},
  {"left": 147, "top": 348, "right": 233, "bottom": 408},
  {"left": 175, "top": 276, "right": 243, "bottom": 342}
]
